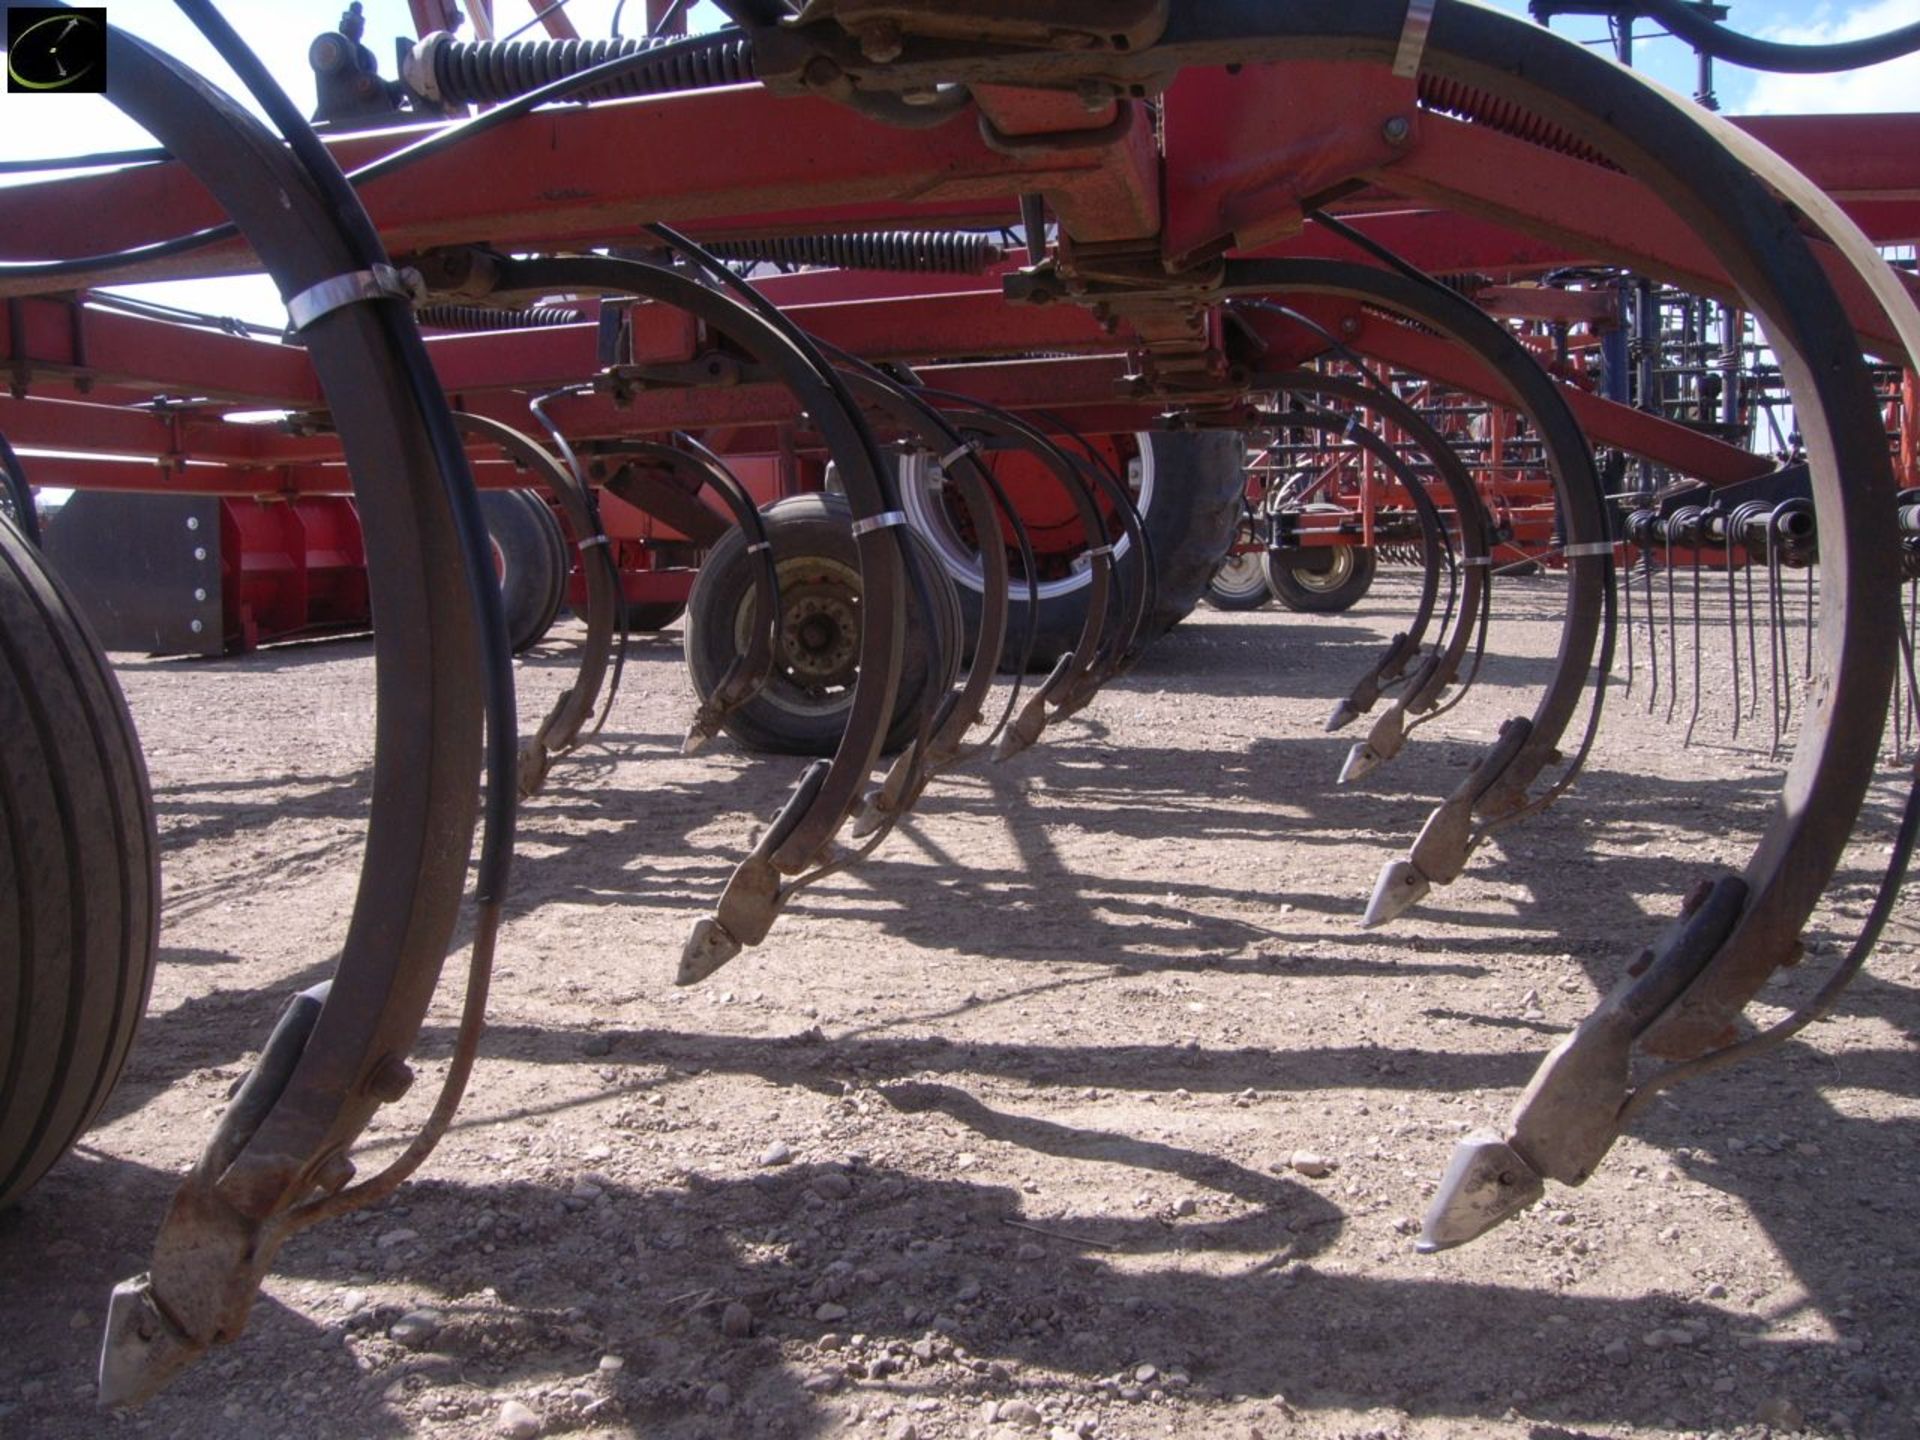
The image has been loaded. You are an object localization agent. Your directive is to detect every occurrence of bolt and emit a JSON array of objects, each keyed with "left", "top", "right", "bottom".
[
  {"left": 189, "top": 619, "right": 204, "bottom": 634},
  {"left": 1382, "top": 115, "right": 1412, "bottom": 145},
  {"left": 1339, "top": 316, "right": 1360, "bottom": 337},
  {"left": 193, "top": 546, "right": 208, "bottom": 562},
  {"left": 857, "top": 20, "right": 904, "bottom": 63},
  {"left": 193, "top": 587, "right": 208, "bottom": 602},
  {"left": 366, "top": 1056, "right": 415, "bottom": 1104},
  {"left": 185, "top": 515, "right": 200, "bottom": 531}
]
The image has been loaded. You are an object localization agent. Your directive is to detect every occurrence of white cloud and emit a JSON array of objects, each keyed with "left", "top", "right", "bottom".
[{"left": 1741, "top": 0, "right": 1920, "bottom": 114}]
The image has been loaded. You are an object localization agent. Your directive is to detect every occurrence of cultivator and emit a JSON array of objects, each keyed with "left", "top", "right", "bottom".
[{"left": 1, "top": 0, "right": 1918, "bottom": 1407}]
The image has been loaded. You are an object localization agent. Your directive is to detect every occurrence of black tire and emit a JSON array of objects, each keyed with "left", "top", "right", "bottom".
[
  {"left": 685, "top": 491, "right": 961, "bottom": 757},
  {"left": 1203, "top": 546, "right": 1272, "bottom": 611},
  {"left": 1263, "top": 545, "right": 1379, "bottom": 613},
  {"left": 921, "top": 430, "right": 1248, "bottom": 671},
  {"left": 1, "top": 519, "right": 159, "bottom": 1209},
  {"left": 481, "top": 489, "right": 567, "bottom": 653},
  {"left": 619, "top": 599, "right": 687, "bottom": 632}
]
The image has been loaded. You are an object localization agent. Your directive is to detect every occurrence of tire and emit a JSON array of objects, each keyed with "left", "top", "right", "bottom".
[
  {"left": 1263, "top": 545, "right": 1378, "bottom": 613},
  {"left": 481, "top": 489, "right": 567, "bottom": 653},
  {"left": 906, "top": 430, "right": 1248, "bottom": 671},
  {"left": 1, "top": 519, "right": 159, "bottom": 1209},
  {"left": 618, "top": 600, "right": 687, "bottom": 632},
  {"left": 685, "top": 491, "right": 961, "bottom": 757},
  {"left": 1204, "top": 547, "right": 1272, "bottom": 611}
]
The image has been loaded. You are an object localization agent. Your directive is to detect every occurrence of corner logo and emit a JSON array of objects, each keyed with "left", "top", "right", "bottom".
[{"left": 7, "top": 7, "right": 107, "bottom": 93}]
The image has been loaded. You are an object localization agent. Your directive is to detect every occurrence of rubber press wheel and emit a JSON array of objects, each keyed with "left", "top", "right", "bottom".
[
  {"left": 0, "top": 517, "right": 159, "bottom": 1209},
  {"left": 481, "top": 489, "right": 568, "bottom": 653},
  {"left": 685, "top": 491, "right": 962, "bottom": 757},
  {"left": 1263, "top": 545, "right": 1378, "bottom": 614}
]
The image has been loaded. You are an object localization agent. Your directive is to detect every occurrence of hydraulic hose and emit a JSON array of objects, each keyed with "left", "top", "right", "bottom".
[{"left": 1600, "top": 0, "right": 1920, "bottom": 74}]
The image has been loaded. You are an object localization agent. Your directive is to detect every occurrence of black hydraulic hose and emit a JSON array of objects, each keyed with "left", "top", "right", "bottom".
[
  {"left": 0, "top": 28, "right": 742, "bottom": 284},
  {"left": 0, "top": 434, "right": 43, "bottom": 547},
  {"left": 0, "top": 145, "right": 169, "bottom": 173},
  {"left": 173, "top": 0, "right": 516, "bottom": 911},
  {"left": 1604, "top": 0, "right": 1920, "bottom": 74}
]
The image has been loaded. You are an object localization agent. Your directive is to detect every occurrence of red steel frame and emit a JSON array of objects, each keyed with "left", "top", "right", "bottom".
[{"left": 0, "top": 49, "right": 1914, "bottom": 640}]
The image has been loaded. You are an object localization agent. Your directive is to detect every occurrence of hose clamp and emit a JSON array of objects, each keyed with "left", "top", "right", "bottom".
[
  {"left": 746, "top": 541, "right": 773, "bottom": 555},
  {"left": 1463, "top": 555, "right": 1494, "bottom": 567},
  {"left": 286, "top": 264, "right": 420, "bottom": 333},
  {"left": 1394, "top": 0, "right": 1437, "bottom": 79},
  {"left": 850, "top": 510, "right": 908, "bottom": 537},
  {"left": 1084, "top": 544, "right": 1116, "bottom": 558},
  {"left": 939, "top": 441, "right": 980, "bottom": 471},
  {"left": 1563, "top": 540, "right": 1616, "bottom": 559},
  {"left": 577, "top": 533, "right": 612, "bottom": 551}
]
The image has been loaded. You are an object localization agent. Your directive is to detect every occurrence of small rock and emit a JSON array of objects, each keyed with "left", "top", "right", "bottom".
[
  {"left": 721, "top": 1302, "right": 754, "bottom": 1338},
  {"left": 811, "top": 1171, "right": 854, "bottom": 1200},
  {"left": 580, "top": 1033, "right": 613, "bottom": 1057},
  {"left": 1757, "top": 1397, "right": 1806, "bottom": 1430},
  {"left": 1604, "top": 1339, "right": 1631, "bottom": 1366},
  {"left": 387, "top": 1309, "right": 442, "bottom": 1349},
  {"left": 955, "top": 1277, "right": 982, "bottom": 1303},
  {"left": 375, "top": 1228, "right": 419, "bottom": 1250},
  {"left": 597, "top": 1355, "right": 624, "bottom": 1373},
  {"left": 816, "top": 1303, "right": 849, "bottom": 1323},
  {"left": 1705, "top": 1282, "right": 1728, "bottom": 1301},
  {"left": 1289, "top": 1151, "right": 1336, "bottom": 1179},
  {"left": 760, "top": 1141, "right": 793, "bottom": 1167},
  {"left": 1015, "top": 1243, "right": 1046, "bottom": 1262},
  {"left": 802, "top": 1372, "right": 841, "bottom": 1394},
  {"left": 705, "top": 1383, "right": 732, "bottom": 1409},
  {"left": 1134, "top": 1363, "right": 1158, "bottom": 1384},
  {"left": 887, "top": 1423, "right": 920, "bottom": 1440},
  {"left": 998, "top": 1398, "right": 1043, "bottom": 1428},
  {"left": 1173, "top": 1198, "right": 1197, "bottom": 1217},
  {"left": 496, "top": 1399, "right": 541, "bottom": 1439},
  {"left": 339, "top": 1289, "right": 367, "bottom": 1314},
  {"left": 818, "top": 1332, "right": 844, "bottom": 1351}
]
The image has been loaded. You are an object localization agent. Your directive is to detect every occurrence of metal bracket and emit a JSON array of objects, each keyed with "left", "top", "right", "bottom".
[
  {"left": 1393, "top": 0, "right": 1437, "bottom": 79},
  {"left": 285, "top": 264, "right": 420, "bottom": 333}
]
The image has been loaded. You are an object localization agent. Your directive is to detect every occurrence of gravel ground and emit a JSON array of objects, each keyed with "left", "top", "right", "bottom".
[{"left": 3, "top": 569, "right": 1917, "bottom": 1440}]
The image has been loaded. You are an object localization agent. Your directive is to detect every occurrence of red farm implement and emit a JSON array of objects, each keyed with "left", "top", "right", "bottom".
[{"left": 0, "top": 0, "right": 1917, "bottom": 1404}]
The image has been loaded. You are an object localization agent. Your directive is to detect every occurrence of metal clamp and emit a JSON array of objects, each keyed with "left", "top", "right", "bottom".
[
  {"left": 285, "top": 264, "right": 419, "bottom": 333},
  {"left": 1563, "top": 540, "right": 1616, "bottom": 559},
  {"left": 1084, "top": 543, "right": 1116, "bottom": 558},
  {"left": 850, "top": 509, "right": 908, "bottom": 537},
  {"left": 1393, "top": 0, "right": 1437, "bottom": 79},
  {"left": 939, "top": 441, "right": 981, "bottom": 471},
  {"left": 746, "top": 540, "right": 773, "bottom": 555},
  {"left": 1463, "top": 555, "right": 1494, "bottom": 567},
  {"left": 577, "top": 533, "right": 611, "bottom": 551}
]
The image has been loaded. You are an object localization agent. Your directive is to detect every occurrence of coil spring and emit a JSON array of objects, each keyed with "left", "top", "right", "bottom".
[
  {"left": 704, "top": 231, "right": 1006, "bottom": 275},
  {"left": 415, "top": 304, "right": 583, "bottom": 330},
  {"left": 1376, "top": 543, "right": 1427, "bottom": 567},
  {"left": 425, "top": 32, "right": 754, "bottom": 105},
  {"left": 1417, "top": 73, "right": 1616, "bottom": 170}
]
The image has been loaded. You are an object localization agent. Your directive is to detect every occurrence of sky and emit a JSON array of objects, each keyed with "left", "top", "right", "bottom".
[{"left": 0, "top": 0, "right": 1914, "bottom": 327}]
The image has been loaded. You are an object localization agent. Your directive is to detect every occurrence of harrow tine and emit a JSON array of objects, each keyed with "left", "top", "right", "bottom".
[
  {"left": 1682, "top": 512, "right": 1704, "bottom": 748},
  {"left": 1622, "top": 538, "right": 1635, "bottom": 696},
  {"left": 1664, "top": 527, "right": 1680, "bottom": 726},
  {"left": 1725, "top": 529, "right": 1743, "bottom": 742},
  {"left": 1640, "top": 520, "right": 1661, "bottom": 716}
]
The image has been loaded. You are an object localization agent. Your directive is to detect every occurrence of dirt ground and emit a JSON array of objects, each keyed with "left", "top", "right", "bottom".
[{"left": 3, "top": 570, "right": 1918, "bottom": 1440}]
